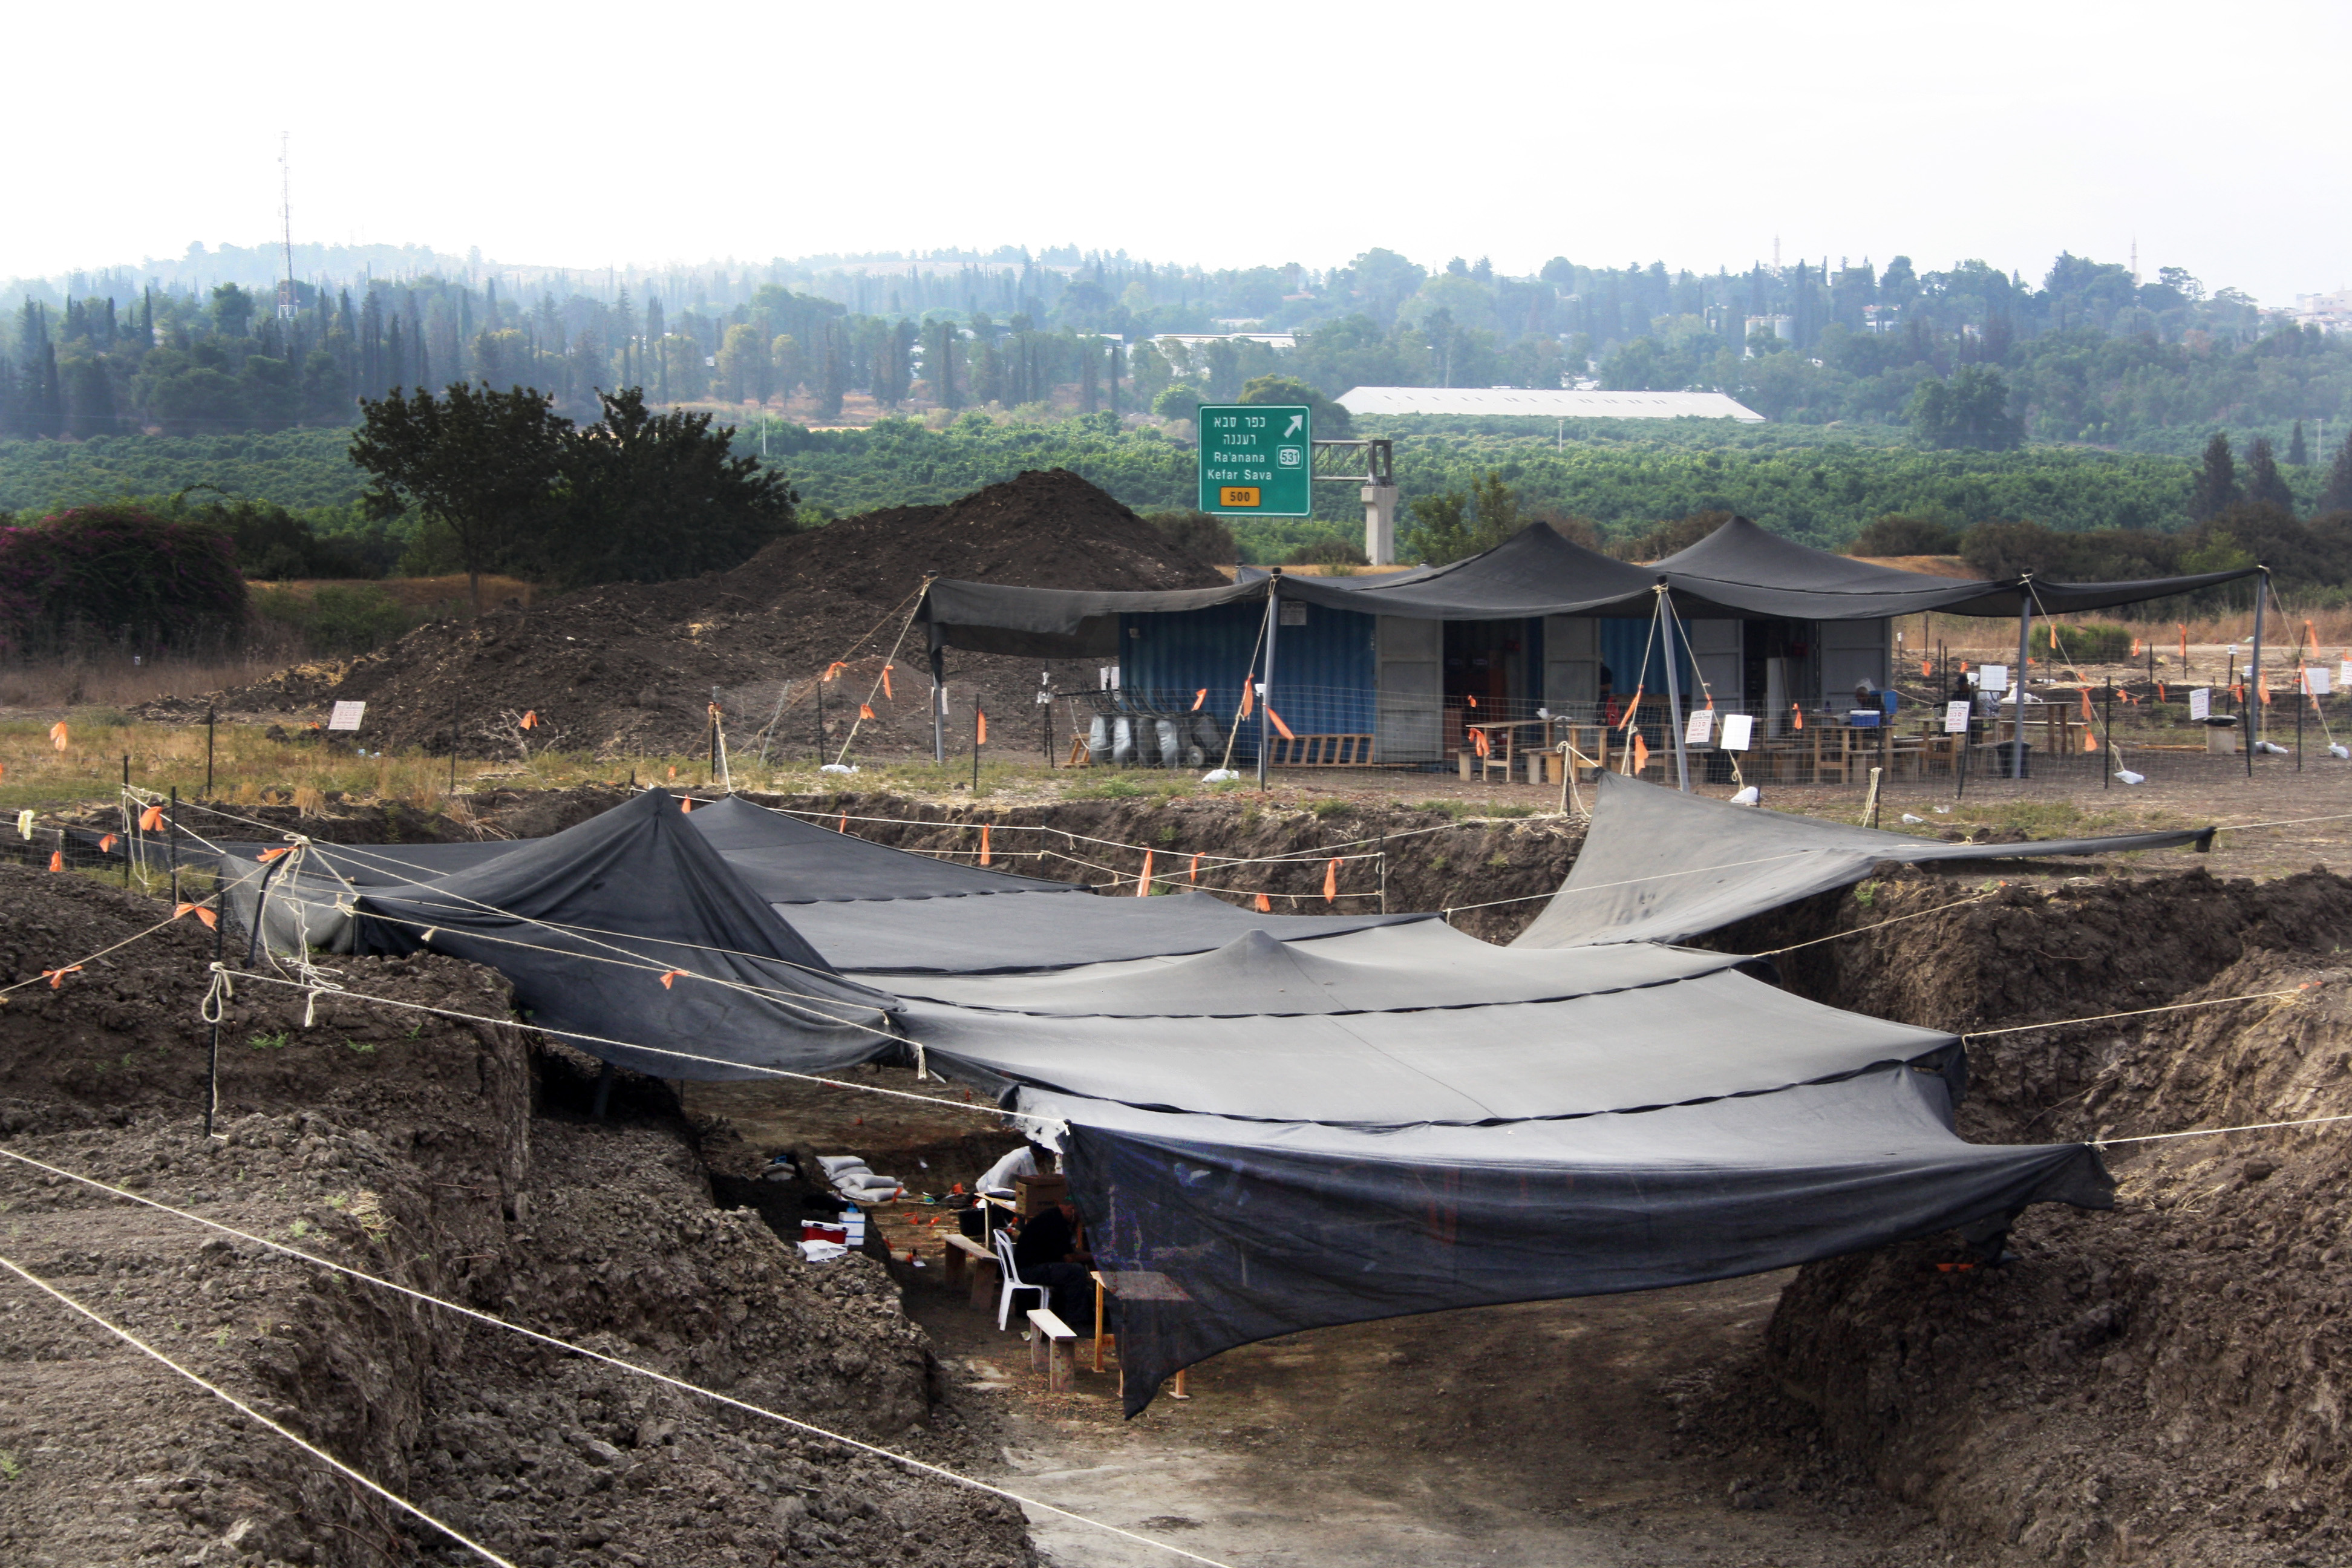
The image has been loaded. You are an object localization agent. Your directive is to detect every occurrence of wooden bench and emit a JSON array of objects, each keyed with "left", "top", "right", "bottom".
[
  {"left": 944, "top": 1233, "right": 998, "bottom": 1307},
  {"left": 1270, "top": 733, "right": 1375, "bottom": 766},
  {"left": 1027, "top": 1307, "right": 1078, "bottom": 1392}
]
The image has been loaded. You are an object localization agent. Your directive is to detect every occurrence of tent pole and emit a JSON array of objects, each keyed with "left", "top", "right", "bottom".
[
  {"left": 2013, "top": 583, "right": 2031, "bottom": 780},
  {"left": 1658, "top": 587, "right": 1691, "bottom": 792},
  {"left": 2249, "top": 568, "right": 2269, "bottom": 777},
  {"left": 929, "top": 644, "right": 946, "bottom": 766},
  {"left": 1257, "top": 572, "right": 1281, "bottom": 791}
]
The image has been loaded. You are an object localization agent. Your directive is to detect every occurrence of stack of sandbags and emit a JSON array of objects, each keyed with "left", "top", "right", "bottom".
[{"left": 815, "top": 1154, "right": 904, "bottom": 1203}]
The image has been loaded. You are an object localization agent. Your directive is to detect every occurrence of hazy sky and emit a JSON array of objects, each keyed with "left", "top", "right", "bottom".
[{"left": 18, "top": 1, "right": 2349, "bottom": 303}]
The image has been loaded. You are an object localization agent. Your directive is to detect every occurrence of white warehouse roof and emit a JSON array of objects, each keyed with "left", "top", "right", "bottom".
[{"left": 1338, "top": 387, "right": 1765, "bottom": 421}]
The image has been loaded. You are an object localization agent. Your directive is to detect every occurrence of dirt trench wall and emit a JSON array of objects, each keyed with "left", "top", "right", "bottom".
[
  {"left": 1728, "top": 864, "right": 2352, "bottom": 1566},
  {"left": 0, "top": 867, "right": 1032, "bottom": 1567},
  {"left": 752, "top": 789, "right": 1586, "bottom": 945}
]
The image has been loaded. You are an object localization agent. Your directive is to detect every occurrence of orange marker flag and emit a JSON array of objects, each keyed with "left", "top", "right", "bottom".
[
  {"left": 1192, "top": 689, "right": 1207, "bottom": 711},
  {"left": 979, "top": 823, "right": 992, "bottom": 866},
  {"left": 859, "top": 703, "right": 876, "bottom": 720},
  {"left": 1958, "top": 661, "right": 1969, "bottom": 673},
  {"left": 1189, "top": 852, "right": 1201, "bottom": 881},
  {"left": 520, "top": 710, "right": 537, "bottom": 730},
  {"left": 1791, "top": 704, "right": 1805, "bottom": 731},
  {"left": 1472, "top": 727, "right": 1491, "bottom": 757},
  {"left": 1323, "top": 857, "right": 1339, "bottom": 904},
  {"left": 2130, "top": 638, "right": 2142, "bottom": 657},
  {"left": 823, "top": 662, "right": 848, "bottom": 682},
  {"left": 837, "top": 812, "right": 848, "bottom": 832},
  {"left": 2158, "top": 681, "right": 2167, "bottom": 702},
  {"left": 2260, "top": 684, "right": 2271, "bottom": 705},
  {"left": 174, "top": 902, "right": 218, "bottom": 930},
  {"left": 1922, "top": 659, "right": 1934, "bottom": 676},
  {"left": 1255, "top": 892, "right": 1272, "bottom": 912},
  {"left": 139, "top": 805, "right": 164, "bottom": 832},
  {"left": 1137, "top": 849, "right": 1154, "bottom": 897},
  {"left": 658, "top": 969, "right": 688, "bottom": 988},
  {"left": 1238, "top": 680, "right": 1254, "bottom": 719},
  {"left": 1632, "top": 733, "right": 1651, "bottom": 773},
  {"left": 42, "top": 965, "right": 82, "bottom": 988},
  {"left": 881, "top": 665, "right": 895, "bottom": 701},
  {"left": 50, "top": 721, "right": 68, "bottom": 751},
  {"left": 667, "top": 765, "right": 678, "bottom": 779},
  {"left": 48, "top": 850, "right": 64, "bottom": 872},
  {"left": 1266, "top": 706, "right": 1295, "bottom": 741},
  {"left": 1618, "top": 688, "right": 1645, "bottom": 731},
  {"left": 681, "top": 797, "right": 694, "bottom": 812},
  {"left": 99, "top": 834, "right": 116, "bottom": 854},
  {"left": 1466, "top": 693, "right": 1478, "bottom": 709},
  {"left": 2079, "top": 688, "right": 2094, "bottom": 722},
  {"left": 976, "top": 710, "right": 988, "bottom": 745},
  {"left": 257, "top": 846, "right": 293, "bottom": 862}
]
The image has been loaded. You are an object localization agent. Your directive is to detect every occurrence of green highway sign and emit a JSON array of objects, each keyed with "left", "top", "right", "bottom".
[{"left": 1198, "top": 404, "right": 1312, "bottom": 517}]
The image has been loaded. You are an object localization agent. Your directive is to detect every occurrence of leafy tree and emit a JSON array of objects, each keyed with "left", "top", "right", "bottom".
[
  {"left": 717, "top": 323, "right": 771, "bottom": 403},
  {"left": 539, "top": 388, "right": 796, "bottom": 588},
  {"left": 350, "top": 384, "right": 569, "bottom": 613},
  {"left": 2319, "top": 431, "right": 2352, "bottom": 517},
  {"left": 2189, "top": 433, "right": 2241, "bottom": 521},
  {"left": 1152, "top": 384, "right": 1203, "bottom": 422},
  {"left": 1906, "top": 366, "right": 2022, "bottom": 449},
  {"left": 0, "top": 503, "right": 246, "bottom": 655},
  {"left": 1237, "top": 374, "right": 1351, "bottom": 438},
  {"left": 1406, "top": 470, "right": 1520, "bottom": 563},
  {"left": 2244, "top": 437, "right": 2295, "bottom": 514},
  {"left": 2289, "top": 420, "right": 2309, "bottom": 466}
]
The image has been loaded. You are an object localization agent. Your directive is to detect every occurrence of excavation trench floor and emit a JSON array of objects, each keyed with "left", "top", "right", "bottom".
[{"left": 909, "top": 1272, "right": 1955, "bottom": 1568}]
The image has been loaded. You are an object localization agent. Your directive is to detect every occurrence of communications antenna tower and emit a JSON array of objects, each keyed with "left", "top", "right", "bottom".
[{"left": 275, "top": 132, "right": 297, "bottom": 319}]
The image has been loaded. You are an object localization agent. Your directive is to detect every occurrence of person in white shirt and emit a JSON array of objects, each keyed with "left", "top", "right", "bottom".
[{"left": 977, "top": 1143, "right": 1051, "bottom": 1196}]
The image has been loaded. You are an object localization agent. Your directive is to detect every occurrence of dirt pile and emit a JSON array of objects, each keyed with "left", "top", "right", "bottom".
[
  {"left": 154, "top": 469, "right": 1224, "bottom": 762},
  {"left": 0, "top": 864, "right": 1033, "bottom": 1567},
  {"left": 1691, "top": 864, "right": 2352, "bottom": 1566}
]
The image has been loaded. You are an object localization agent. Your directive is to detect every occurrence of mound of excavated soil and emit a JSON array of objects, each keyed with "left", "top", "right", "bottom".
[
  {"left": 158, "top": 469, "right": 1224, "bottom": 762},
  {"left": 0, "top": 864, "right": 1033, "bottom": 1567},
  {"left": 1687, "top": 864, "right": 2352, "bottom": 1566}
]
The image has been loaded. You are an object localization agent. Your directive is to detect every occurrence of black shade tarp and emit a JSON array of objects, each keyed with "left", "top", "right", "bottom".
[
  {"left": 214, "top": 837, "right": 528, "bottom": 955},
  {"left": 1052, "top": 1065, "right": 2109, "bottom": 1415},
  {"left": 922, "top": 517, "right": 2266, "bottom": 656},
  {"left": 1513, "top": 772, "right": 2215, "bottom": 949},
  {"left": 684, "top": 797, "right": 1082, "bottom": 903},
  {"left": 1650, "top": 515, "right": 2261, "bottom": 618},
  {"left": 351, "top": 789, "right": 900, "bottom": 1080}
]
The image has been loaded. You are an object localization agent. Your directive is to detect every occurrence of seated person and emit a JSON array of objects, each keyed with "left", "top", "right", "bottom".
[
  {"left": 1011, "top": 1196, "right": 1094, "bottom": 1328},
  {"left": 961, "top": 1142, "right": 1052, "bottom": 1241}
]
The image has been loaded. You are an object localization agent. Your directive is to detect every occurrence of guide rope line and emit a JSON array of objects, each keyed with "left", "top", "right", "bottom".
[
  {"left": 1959, "top": 985, "right": 2313, "bottom": 1041},
  {"left": 1745, "top": 889, "right": 2008, "bottom": 958},
  {"left": 0, "top": 1151, "right": 1233, "bottom": 1568},
  {"left": 2213, "top": 811, "right": 2352, "bottom": 833},
  {"left": 202, "top": 965, "right": 1054, "bottom": 1131},
  {"left": 0, "top": 1249, "right": 521, "bottom": 1568},
  {"left": 832, "top": 580, "right": 932, "bottom": 768},
  {"left": 752, "top": 799, "right": 1466, "bottom": 865},
  {"left": 2097, "top": 1111, "right": 2352, "bottom": 1148}
]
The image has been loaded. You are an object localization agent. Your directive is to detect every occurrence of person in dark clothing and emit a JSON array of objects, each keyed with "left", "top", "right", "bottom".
[{"left": 1011, "top": 1198, "right": 1093, "bottom": 1327}]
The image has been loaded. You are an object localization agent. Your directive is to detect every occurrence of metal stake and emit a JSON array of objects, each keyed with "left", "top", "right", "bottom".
[
  {"left": 2013, "top": 583, "right": 2032, "bottom": 781},
  {"left": 2248, "top": 569, "right": 2269, "bottom": 777},
  {"left": 1256, "top": 573, "right": 1281, "bottom": 791}
]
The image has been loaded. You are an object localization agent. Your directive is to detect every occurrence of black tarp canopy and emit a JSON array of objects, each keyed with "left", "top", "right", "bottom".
[
  {"left": 1513, "top": 772, "right": 2216, "bottom": 949},
  {"left": 212, "top": 785, "right": 2146, "bottom": 1417},
  {"left": 920, "top": 517, "right": 2264, "bottom": 656},
  {"left": 1650, "top": 515, "right": 2261, "bottom": 619}
]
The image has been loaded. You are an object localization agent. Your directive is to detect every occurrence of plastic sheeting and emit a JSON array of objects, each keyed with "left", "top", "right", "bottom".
[
  {"left": 350, "top": 790, "right": 900, "bottom": 1080},
  {"left": 1512, "top": 773, "right": 2215, "bottom": 949},
  {"left": 1052, "top": 1068, "right": 2110, "bottom": 1415}
]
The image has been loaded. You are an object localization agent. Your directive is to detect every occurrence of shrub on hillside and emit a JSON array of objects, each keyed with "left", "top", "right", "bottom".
[
  {"left": 2034, "top": 621, "right": 2132, "bottom": 662},
  {"left": 1142, "top": 509, "right": 1238, "bottom": 564},
  {"left": 252, "top": 583, "right": 415, "bottom": 656},
  {"left": 0, "top": 503, "right": 246, "bottom": 656}
]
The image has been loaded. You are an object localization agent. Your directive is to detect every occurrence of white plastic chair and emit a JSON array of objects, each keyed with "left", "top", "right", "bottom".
[{"left": 993, "top": 1227, "right": 1045, "bottom": 1331}]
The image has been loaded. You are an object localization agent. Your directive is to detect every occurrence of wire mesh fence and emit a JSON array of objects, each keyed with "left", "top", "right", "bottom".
[{"left": 1045, "top": 678, "right": 2352, "bottom": 799}]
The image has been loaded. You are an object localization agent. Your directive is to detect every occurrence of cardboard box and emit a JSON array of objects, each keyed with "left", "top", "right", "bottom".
[{"left": 1014, "top": 1174, "right": 1069, "bottom": 1217}]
